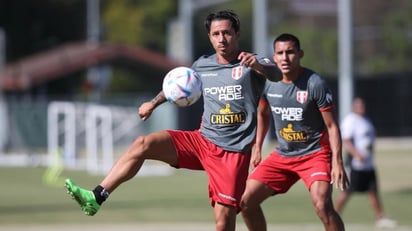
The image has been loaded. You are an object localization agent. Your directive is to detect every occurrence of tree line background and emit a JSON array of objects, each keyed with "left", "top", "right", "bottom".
[{"left": 1, "top": 0, "right": 411, "bottom": 91}]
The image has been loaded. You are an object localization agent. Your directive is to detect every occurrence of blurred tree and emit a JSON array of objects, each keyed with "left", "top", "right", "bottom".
[
  {"left": 101, "top": 0, "right": 177, "bottom": 94},
  {"left": 268, "top": 0, "right": 412, "bottom": 77},
  {"left": 101, "top": 0, "right": 145, "bottom": 45},
  {"left": 1, "top": 0, "right": 411, "bottom": 96},
  {"left": 368, "top": 1, "right": 412, "bottom": 74},
  {"left": 0, "top": 0, "right": 85, "bottom": 62},
  {"left": 0, "top": 0, "right": 86, "bottom": 96},
  {"left": 101, "top": 0, "right": 177, "bottom": 51},
  {"left": 353, "top": 0, "right": 412, "bottom": 75}
]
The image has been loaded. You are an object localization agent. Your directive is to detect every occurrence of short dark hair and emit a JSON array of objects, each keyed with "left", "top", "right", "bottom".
[
  {"left": 274, "top": 33, "right": 301, "bottom": 50},
  {"left": 204, "top": 10, "right": 240, "bottom": 33}
]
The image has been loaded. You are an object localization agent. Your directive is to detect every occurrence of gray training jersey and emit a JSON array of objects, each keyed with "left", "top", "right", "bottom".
[
  {"left": 192, "top": 54, "right": 276, "bottom": 153},
  {"left": 262, "top": 68, "right": 334, "bottom": 157}
]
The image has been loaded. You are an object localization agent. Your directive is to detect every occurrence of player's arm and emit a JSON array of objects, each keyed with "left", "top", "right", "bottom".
[
  {"left": 251, "top": 100, "right": 271, "bottom": 168},
  {"left": 138, "top": 91, "right": 167, "bottom": 121},
  {"left": 321, "top": 110, "right": 349, "bottom": 191},
  {"left": 238, "top": 52, "right": 281, "bottom": 81},
  {"left": 260, "top": 63, "right": 282, "bottom": 82}
]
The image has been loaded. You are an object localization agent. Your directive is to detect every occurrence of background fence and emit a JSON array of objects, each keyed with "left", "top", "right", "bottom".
[{"left": 0, "top": 73, "right": 411, "bottom": 170}]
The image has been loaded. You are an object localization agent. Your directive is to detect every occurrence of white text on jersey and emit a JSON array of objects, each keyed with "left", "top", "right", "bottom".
[
  {"left": 204, "top": 85, "right": 244, "bottom": 101},
  {"left": 271, "top": 106, "right": 303, "bottom": 121}
]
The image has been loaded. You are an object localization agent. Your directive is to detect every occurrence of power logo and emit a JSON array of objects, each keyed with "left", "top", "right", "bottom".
[
  {"left": 271, "top": 106, "right": 303, "bottom": 121},
  {"left": 203, "top": 85, "right": 244, "bottom": 101}
]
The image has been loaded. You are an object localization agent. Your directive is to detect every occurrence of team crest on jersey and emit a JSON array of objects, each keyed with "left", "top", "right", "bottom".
[
  {"left": 232, "top": 66, "right": 243, "bottom": 80},
  {"left": 296, "top": 91, "right": 308, "bottom": 104}
]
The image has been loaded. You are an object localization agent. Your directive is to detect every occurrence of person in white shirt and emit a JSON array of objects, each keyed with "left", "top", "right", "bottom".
[{"left": 335, "top": 97, "right": 397, "bottom": 229}]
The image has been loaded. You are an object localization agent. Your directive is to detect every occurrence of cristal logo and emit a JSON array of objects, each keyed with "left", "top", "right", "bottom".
[
  {"left": 279, "top": 123, "right": 308, "bottom": 142},
  {"left": 210, "top": 103, "right": 246, "bottom": 125},
  {"left": 204, "top": 85, "right": 244, "bottom": 101}
]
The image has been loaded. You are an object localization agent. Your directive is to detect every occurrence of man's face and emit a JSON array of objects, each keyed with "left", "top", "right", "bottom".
[
  {"left": 352, "top": 98, "right": 366, "bottom": 116},
  {"left": 273, "top": 41, "right": 302, "bottom": 75},
  {"left": 208, "top": 19, "right": 240, "bottom": 58}
]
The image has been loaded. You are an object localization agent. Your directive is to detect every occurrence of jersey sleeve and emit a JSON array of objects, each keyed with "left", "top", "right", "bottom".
[
  {"left": 260, "top": 79, "right": 271, "bottom": 102},
  {"left": 191, "top": 56, "right": 204, "bottom": 70},
  {"left": 191, "top": 61, "right": 197, "bottom": 69},
  {"left": 256, "top": 55, "right": 281, "bottom": 82},
  {"left": 309, "top": 74, "right": 334, "bottom": 112}
]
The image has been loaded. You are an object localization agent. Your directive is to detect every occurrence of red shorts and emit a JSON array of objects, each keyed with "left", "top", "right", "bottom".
[
  {"left": 248, "top": 150, "right": 331, "bottom": 193},
  {"left": 167, "top": 130, "right": 251, "bottom": 211}
]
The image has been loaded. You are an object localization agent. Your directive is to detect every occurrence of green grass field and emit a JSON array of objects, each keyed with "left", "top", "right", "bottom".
[{"left": 0, "top": 146, "right": 411, "bottom": 230}]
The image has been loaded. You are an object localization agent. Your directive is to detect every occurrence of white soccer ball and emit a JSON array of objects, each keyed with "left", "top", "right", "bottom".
[{"left": 162, "top": 66, "right": 202, "bottom": 107}]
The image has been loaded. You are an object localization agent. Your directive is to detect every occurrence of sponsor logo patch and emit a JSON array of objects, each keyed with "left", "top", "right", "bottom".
[
  {"left": 210, "top": 104, "right": 246, "bottom": 125},
  {"left": 278, "top": 123, "right": 308, "bottom": 142}
]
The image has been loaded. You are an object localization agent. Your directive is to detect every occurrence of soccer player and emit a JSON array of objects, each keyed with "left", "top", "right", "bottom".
[
  {"left": 240, "top": 33, "right": 348, "bottom": 231},
  {"left": 65, "top": 10, "right": 280, "bottom": 231},
  {"left": 335, "top": 97, "right": 397, "bottom": 228}
]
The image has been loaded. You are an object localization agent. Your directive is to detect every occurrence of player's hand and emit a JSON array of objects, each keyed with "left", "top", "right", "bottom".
[
  {"left": 238, "top": 51, "right": 267, "bottom": 76},
  {"left": 330, "top": 163, "right": 349, "bottom": 191},
  {"left": 250, "top": 147, "right": 262, "bottom": 169},
  {"left": 138, "top": 102, "right": 155, "bottom": 121},
  {"left": 354, "top": 154, "right": 366, "bottom": 163},
  {"left": 238, "top": 52, "right": 260, "bottom": 69}
]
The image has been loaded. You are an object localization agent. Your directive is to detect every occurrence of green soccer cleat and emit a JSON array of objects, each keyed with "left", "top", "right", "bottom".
[{"left": 64, "top": 178, "right": 100, "bottom": 216}]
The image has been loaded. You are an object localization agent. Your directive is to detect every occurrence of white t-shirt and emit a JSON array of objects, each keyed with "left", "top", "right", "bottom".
[{"left": 340, "top": 112, "right": 375, "bottom": 170}]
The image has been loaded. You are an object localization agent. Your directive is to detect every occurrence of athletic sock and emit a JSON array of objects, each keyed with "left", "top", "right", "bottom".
[{"left": 92, "top": 185, "right": 110, "bottom": 205}]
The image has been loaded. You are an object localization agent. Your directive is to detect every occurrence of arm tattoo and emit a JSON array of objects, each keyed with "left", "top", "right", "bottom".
[{"left": 150, "top": 91, "right": 166, "bottom": 106}]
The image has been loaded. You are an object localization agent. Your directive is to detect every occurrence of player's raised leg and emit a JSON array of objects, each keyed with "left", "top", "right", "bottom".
[{"left": 65, "top": 130, "right": 178, "bottom": 216}]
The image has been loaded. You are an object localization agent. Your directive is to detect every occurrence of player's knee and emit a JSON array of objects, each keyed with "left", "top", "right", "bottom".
[
  {"left": 215, "top": 220, "right": 230, "bottom": 231},
  {"left": 313, "top": 198, "right": 335, "bottom": 219},
  {"left": 214, "top": 203, "right": 236, "bottom": 231},
  {"left": 130, "top": 136, "right": 150, "bottom": 158},
  {"left": 240, "top": 202, "right": 249, "bottom": 214},
  {"left": 313, "top": 200, "right": 326, "bottom": 214},
  {"left": 240, "top": 194, "right": 257, "bottom": 213},
  {"left": 240, "top": 192, "right": 250, "bottom": 209}
]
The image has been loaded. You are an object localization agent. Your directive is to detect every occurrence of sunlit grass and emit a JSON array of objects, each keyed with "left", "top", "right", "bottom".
[{"left": 0, "top": 148, "right": 410, "bottom": 228}]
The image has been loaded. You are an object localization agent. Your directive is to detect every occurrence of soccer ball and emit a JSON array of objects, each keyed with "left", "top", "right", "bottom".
[{"left": 162, "top": 66, "right": 202, "bottom": 107}]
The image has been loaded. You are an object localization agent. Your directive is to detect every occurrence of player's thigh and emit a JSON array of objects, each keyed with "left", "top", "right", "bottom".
[
  {"left": 138, "top": 130, "right": 178, "bottom": 165},
  {"left": 241, "top": 179, "right": 274, "bottom": 207}
]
